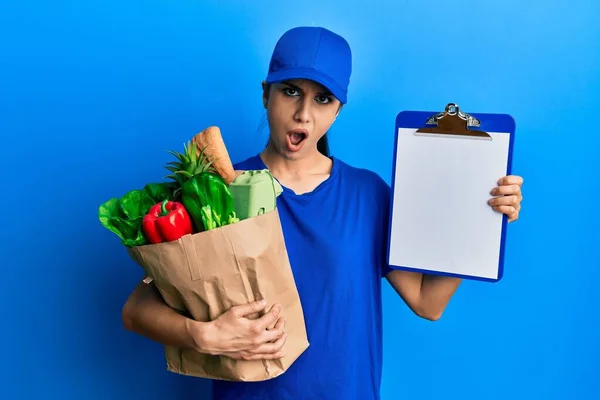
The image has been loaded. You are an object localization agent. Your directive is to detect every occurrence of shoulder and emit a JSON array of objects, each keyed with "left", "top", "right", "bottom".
[
  {"left": 232, "top": 153, "right": 263, "bottom": 171},
  {"left": 335, "top": 157, "right": 392, "bottom": 230},
  {"left": 335, "top": 157, "right": 391, "bottom": 196}
]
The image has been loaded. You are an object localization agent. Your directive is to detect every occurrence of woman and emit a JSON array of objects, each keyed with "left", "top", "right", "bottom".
[{"left": 122, "top": 26, "right": 524, "bottom": 400}]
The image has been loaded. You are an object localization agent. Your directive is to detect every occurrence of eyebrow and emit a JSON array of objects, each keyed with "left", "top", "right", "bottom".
[{"left": 281, "top": 80, "right": 333, "bottom": 96}]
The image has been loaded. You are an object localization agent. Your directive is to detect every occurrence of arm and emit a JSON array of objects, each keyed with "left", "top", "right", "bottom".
[
  {"left": 385, "top": 270, "right": 461, "bottom": 321},
  {"left": 121, "top": 280, "right": 288, "bottom": 360},
  {"left": 122, "top": 280, "right": 200, "bottom": 349},
  {"left": 383, "top": 175, "right": 524, "bottom": 321}
]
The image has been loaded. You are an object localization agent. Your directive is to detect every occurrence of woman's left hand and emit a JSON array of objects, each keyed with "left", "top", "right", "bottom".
[{"left": 488, "top": 175, "right": 524, "bottom": 223}]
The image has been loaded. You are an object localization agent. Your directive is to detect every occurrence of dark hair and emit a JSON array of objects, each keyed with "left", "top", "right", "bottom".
[{"left": 317, "top": 134, "right": 330, "bottom": 156}]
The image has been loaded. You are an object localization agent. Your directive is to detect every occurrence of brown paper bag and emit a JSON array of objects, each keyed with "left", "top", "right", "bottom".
[{"left": 126, "top": 208, "right": 309, "bottom": 382}]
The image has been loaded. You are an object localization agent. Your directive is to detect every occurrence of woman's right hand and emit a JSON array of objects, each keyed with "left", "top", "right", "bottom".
[{"left": 188, "top": 300, "right": 288, "bottom": 361}]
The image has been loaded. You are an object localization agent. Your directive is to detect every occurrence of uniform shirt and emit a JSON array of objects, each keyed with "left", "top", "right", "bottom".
[{"left": 212, "top": 153, "right": 392, "bottom": 400}]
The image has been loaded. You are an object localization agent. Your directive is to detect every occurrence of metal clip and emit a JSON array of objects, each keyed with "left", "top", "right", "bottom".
[{"left": 426, "top": 103, "right": 481, "bottom": 128}]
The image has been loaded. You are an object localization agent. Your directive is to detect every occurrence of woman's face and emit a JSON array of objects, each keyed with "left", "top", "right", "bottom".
[{"left": 263, "top": 78, "right": 340, "bottom": 160}]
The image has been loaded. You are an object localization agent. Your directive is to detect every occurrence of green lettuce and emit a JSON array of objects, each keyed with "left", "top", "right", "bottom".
[{"left": 98, "top": 182, "right": 176, "bottom": 247}]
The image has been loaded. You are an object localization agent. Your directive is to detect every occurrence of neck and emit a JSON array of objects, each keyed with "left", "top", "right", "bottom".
[{"left": 260, "top": 143, "right": 331, "bottom": 178}]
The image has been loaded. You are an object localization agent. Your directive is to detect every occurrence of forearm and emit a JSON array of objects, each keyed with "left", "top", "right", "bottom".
[
  {"left": 386, "top": 270, "right": 461, "bottom": 320},
  {"left": 122, "top": 280, "right": 205, "bottom": 350},
  {"left": 121, "top": 281, "right": 287, "bottom": 360},
  {"left": 418, "top": 274, "right": 462, "bottom": 319}
]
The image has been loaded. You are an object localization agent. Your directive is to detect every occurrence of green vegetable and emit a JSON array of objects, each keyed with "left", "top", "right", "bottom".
[
  {"left": 181, "top": 172, "right": 238, "bottom": 231},
  {"left": 201, "top": 205, "right": 219, "bottom": 231},
  {"left": 199, "top": 204, "right": 240, "bottom": 231},
  {"left": 98, "top": 182, "right": 176, "bottom": 247},
  {"left": 143, "top": 182, "right": 178, "bottom": 203}
]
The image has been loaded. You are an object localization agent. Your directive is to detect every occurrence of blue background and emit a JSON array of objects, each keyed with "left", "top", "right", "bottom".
[{"left": 1, "top": 1, "right": 598, "bottom": 399}]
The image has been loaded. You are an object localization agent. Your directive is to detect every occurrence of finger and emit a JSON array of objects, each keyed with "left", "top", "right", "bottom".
[
  {"left": 268, "top": 314, "right": 286, "bottom": 332},
  {"left": 232, "top": 299, "right": 268, "bottom": 318},
  {"left": 498, "top": 175, "right": 523, "bottom": 186},
  {"left": 254, "top": 303, "right": 282, "bottom": 332},
  {"left": 263, "top": 304, "right": 281, "bottom": 330},
  {"left": 490, "top": 184, "right": 521, "bottom": 197},
  {"left": 239, "top": 349, "right": 286, "bottom": 361},
  {"left": 250, "top": 331, "right": 288, "bottom": 355},
  {"left": 244, "top": 317, "right": 285, "bottom": 350},
  {"left": 492, "top": 205, "right": 518, "bottom": 219},
  {"left": 488, "top": 195, "right": 519, "bottom": 208},
  {"left": 261, "top": 317, "right": 286, "bottom": 343}
]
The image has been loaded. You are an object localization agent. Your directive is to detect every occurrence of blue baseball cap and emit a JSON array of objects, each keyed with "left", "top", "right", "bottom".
[{"left": 265, "top": 26, "right": 352, "bottom": 104}]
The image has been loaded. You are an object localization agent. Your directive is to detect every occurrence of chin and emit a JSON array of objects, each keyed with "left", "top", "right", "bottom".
[{"left": 279, "top": 149, "right": 303, "bottom": 160}]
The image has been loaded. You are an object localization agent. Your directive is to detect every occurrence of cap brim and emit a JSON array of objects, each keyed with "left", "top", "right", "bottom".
[{"left": 266, "top": 67, "right": 347, "bottom": 104}]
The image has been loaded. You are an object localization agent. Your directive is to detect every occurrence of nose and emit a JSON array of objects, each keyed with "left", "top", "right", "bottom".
[{"left": 293, "top": 96, "right": 312, "bottom": 123}]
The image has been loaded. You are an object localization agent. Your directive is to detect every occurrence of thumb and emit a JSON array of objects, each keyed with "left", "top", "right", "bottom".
[{"left": 233, "top": 299, "right": 267, "bottom": 317}]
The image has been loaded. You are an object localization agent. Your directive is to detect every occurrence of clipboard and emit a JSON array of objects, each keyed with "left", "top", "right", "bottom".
[{"left": 387, "top": 103, "right": 516, "bottom": 282}]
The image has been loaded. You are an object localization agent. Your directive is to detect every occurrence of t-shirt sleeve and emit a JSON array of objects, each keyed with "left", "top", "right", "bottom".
[{"left": 379, "top": 178, "right": 394, "bottom": 278}]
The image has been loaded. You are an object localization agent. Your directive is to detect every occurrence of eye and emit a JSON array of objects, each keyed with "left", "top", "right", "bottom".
[
  {"left": 315, "top": 95, "right": 332, "bottom": 104},
  {"left": 282, "top": 87, "right": 300, "bottom": 96}
]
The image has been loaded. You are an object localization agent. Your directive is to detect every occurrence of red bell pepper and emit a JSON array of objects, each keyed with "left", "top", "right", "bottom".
[{"left": 142, "top": 199, "right": 194, "bottom": 244}]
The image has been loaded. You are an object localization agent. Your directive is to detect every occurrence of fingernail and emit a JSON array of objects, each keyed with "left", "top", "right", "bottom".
[{"left": 258, "top": 299, "right": 266, "bottom": 306}]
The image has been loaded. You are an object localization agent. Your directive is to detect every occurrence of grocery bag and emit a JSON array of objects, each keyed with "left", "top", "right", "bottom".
[{"left": 126, "top": 208, "right": 309, "bottom": 382}]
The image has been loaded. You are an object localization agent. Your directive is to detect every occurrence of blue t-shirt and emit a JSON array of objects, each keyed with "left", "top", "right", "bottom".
[{"left": 212, "top": 153, "right": 393, "bottom": 400}]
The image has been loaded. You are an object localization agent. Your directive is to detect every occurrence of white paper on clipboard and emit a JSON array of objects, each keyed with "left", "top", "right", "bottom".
[{"left": 387, "top": 104, "right": 515, "bottom": 282}]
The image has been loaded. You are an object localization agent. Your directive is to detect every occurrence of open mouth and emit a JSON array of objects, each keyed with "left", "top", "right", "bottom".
[
  {"left": 286, "top": 129, "right": 308, "bottom": 151},
  {"left": 289, "top": 131, "right": 307, "bottom": 145}
]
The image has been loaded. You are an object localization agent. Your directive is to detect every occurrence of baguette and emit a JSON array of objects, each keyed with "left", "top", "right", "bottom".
[{"left": 192, "top": 126, "right": 237, "bottom": 185}]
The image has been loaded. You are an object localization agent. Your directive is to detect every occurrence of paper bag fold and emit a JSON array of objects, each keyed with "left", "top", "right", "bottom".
[{"left": 127, "top": 208, "right": 309, "bottom": 381}]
